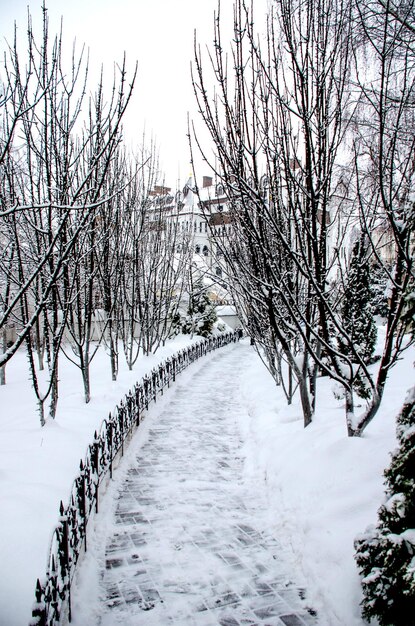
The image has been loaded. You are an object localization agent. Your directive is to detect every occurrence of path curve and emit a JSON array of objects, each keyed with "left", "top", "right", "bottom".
[{"left": 72, "top": 342, "right": 316, "bottom": 626}]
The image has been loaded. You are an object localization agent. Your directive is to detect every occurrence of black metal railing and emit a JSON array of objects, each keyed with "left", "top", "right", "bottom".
[{"left": 30, "top": 331, "right": 240, "bottom": 626}]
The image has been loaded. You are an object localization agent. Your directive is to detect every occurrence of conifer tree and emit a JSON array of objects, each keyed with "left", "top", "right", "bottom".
[
  {"left": 371, "top": 264, "right": 391, "bottom": 318},
  {"left": 182, "top": 277, "right": 217, "bottom": 338},
  {"left": 403, "top": 288, "right": 415, "bottom": 336},
  {"left": 354, "top": 386, "right": 415, "bottom": 625},
  {"left": 339, "top": 238, "right": 377, "bottom": 398}
]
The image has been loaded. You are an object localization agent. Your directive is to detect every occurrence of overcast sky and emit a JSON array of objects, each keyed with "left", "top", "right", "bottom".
[{"left": 0, "top": 0, "right": 243, "bottom": 188}]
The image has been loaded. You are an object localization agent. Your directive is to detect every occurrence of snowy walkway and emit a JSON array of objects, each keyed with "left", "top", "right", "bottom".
[{"left": 72, "top": 342, "right": 317, "bottom": 626}]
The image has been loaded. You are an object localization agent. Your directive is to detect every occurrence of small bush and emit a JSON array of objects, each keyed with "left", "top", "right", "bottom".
[{"left": 354, "top": 387, "right": 415, "bottom": 626}]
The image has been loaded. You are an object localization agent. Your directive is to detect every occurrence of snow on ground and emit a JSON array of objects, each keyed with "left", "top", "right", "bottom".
[
  {"left": 0, "top": 335, "right": 201, "bottom": 626},
  {"left": 0, "top": 327, "right": 413, "bottom": 625},
  {"left": 70, "top": 342, "right": 315, "bottom": 626},
  {"left": 238, "top": 328, "right": 415, "bottom": 626}
]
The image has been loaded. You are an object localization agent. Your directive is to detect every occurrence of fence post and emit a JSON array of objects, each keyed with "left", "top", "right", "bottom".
[
  {"left": 159, "top": 364, "right": 164, "bottom": 395},
  {"left": 77, "top": 460, "right": 87, "bottom": 551},
  {"left": 49, "top": 554, "right": 59, "bottom": 623},
  {"left": 119, "top": 405, "right": 125, "bottom": 457},
  {"left": 166, "top": 359, "right": 171, "bottom": 387},
  {"left": 152, "top": 370, "right": 157, "bottom": 402},
  {"left": 145, "top": 378, "right": 150, "bottom": 409},
  {"left": 90, "top": 433, "right": 100, "bottom": 514},
  {"left": 31, "top": 579, "right": 46, "bottom": 626},
  {"left": 107, "top": 421, "right": 113, "bottom": 479},
  {"left": 57, "top": 502, "right": 71, "bottom": 621},
  {"left": 30, "top": 331, "right": 239, "bottom": 626},
  {"left": 125, "top": 392, "right": 133, "bottom": 430},
  {"left": 135, "top": 389, "right": 140, "bottom": 426}
]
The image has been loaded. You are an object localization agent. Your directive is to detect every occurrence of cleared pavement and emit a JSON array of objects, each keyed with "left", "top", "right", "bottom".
[{"left": 72, "top": 342, "right": 317, "bottom": 626}]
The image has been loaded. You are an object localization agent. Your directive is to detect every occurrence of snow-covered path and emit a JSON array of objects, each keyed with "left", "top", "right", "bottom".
[{"left": 71, "top": 342, "right": 316, "bottom": 626}]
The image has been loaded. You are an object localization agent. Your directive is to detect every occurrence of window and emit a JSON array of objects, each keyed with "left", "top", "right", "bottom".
[
  {"left": 94, "top": 292, "right": 102, "bottom": 308},
  {"left": 195, "top": 244, "right": 201, "bottom": 254},
  {"left": 203, "top": 245, "right": 209, "bottom": 257},
  {"left": 215, "top": 267, "right": 222, "bottom": 277}
]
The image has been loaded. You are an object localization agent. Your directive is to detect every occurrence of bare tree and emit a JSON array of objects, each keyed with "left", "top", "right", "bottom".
[
  {"left": 60, "top": 64, "right": 136, "bottom": 400},
  {"left": 0, "top": 3, "right": 137, "bottom": 423},
  {"left": 192, "top": 0, "right": 415, "bottom": 436},
  {"left": 192, "top": 0, "right": 355, "bottom": 428},
  {"left": 348, "top": 0, "right": 415, "bottom": 434}
]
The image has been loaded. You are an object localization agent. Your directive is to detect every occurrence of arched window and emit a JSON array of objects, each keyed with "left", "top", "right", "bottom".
[
  {"left": 195, "top": 244, "right": 201, "bottom": 254},
  {"left": 203, "top": 245, "right": 209, "bottom": 257},
  {"left": 215, "top": 267, "right": 222, "bottom": 277},
  {"left": 260, "top": 174, "right": 269, "bottom": 192}
]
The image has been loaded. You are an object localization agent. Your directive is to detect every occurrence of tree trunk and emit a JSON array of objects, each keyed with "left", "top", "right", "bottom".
[
  {"left": 353, "top": 390, "right": 383, "bottom": 437},
  {"left": 34, "top": 316, "right": 44, "bottom": 371},
  {"left": 25, "top": 335, "right": 46, "bottom": 427},
  {"left": 309, "top": 339, "right": 322, "bottom": 414},
  {"left": 0, "top": 329, "right": 7, "bottom": 386},
  {"left": 299, "top": 375, "right": 313, "bottom": 428},
  {"left": 108, "top": 322, "right": 118, "bottom": 381},
  {"left": 288, "top": 365, "right": 293, "bottom": 405},
  {"left": 345, "top": 387, "right": 355, "bottom": 437},
  {"left": 48, "top": 356, "right": 59, "bottom": 420},
  {"left": 82, "top": 366, "right": 91, "bottom": 404}
]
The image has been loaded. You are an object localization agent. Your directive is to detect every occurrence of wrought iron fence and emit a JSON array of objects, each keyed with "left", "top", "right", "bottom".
[{"left": 30, "top": 331, "right": 240, "bottom": 626}]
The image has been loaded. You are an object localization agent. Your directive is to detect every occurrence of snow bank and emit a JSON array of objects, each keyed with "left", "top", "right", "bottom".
[
  {"left": 237, "top": 337, "right": 414, "bottom": 625},
  {"left": 0, "top": 329, "right": 413, "bottom": 625},
  {"left": 0, "top": 335, "right": 201, "bottom": 626}
]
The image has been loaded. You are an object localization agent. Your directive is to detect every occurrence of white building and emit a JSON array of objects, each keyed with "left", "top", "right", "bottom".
[{"left": 148, "top": 175, "right": 239, "bottom": 327}]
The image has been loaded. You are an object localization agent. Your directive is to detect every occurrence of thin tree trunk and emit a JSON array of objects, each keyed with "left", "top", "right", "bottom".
[
  {"left": 353, "top": 389, "right": 383, "bottom": 437},
  {"left": 25, "top": 335, "right": 46, "bottom": 427},
  {"left": 309, "top": 339, "right": 321, "bottom": 414},
  {"left": 82, "top": 362, "right": 91, "bottom": 404},
  {"left": 48, "top": 337, "right": 59, "bottom": 420},
  {"left": 299, "top": 375, "right": 313, "bottom": 428},
  {"left": 0, "top": 329, "right": 7, "bottom": 386},
  {"left": 34, "top": 316, "right": 44, "bottom": 371},
  {"left": 345, "top": 387, "right": 355, "bottom": 437}
]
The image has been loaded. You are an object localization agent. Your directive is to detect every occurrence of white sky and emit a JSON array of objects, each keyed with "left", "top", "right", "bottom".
[{"left": 1, "top": 0, "right": 267, "bottom": 189}]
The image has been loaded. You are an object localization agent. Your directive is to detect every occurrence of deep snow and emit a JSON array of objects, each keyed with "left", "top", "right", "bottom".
[
  {"left": 0, "top": 327, "right": 413, "bottom": 625},
  {"left": 238, "top": 328, "right": 414, "bottom": 625}
]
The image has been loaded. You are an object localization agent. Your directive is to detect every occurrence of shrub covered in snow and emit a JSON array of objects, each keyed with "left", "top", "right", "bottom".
[
  {"left": 181, "top": 277, "right": 217, "bottom": 338},
  {"left": 354, "top": 385, "right": 415, "bottom": 625}
]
